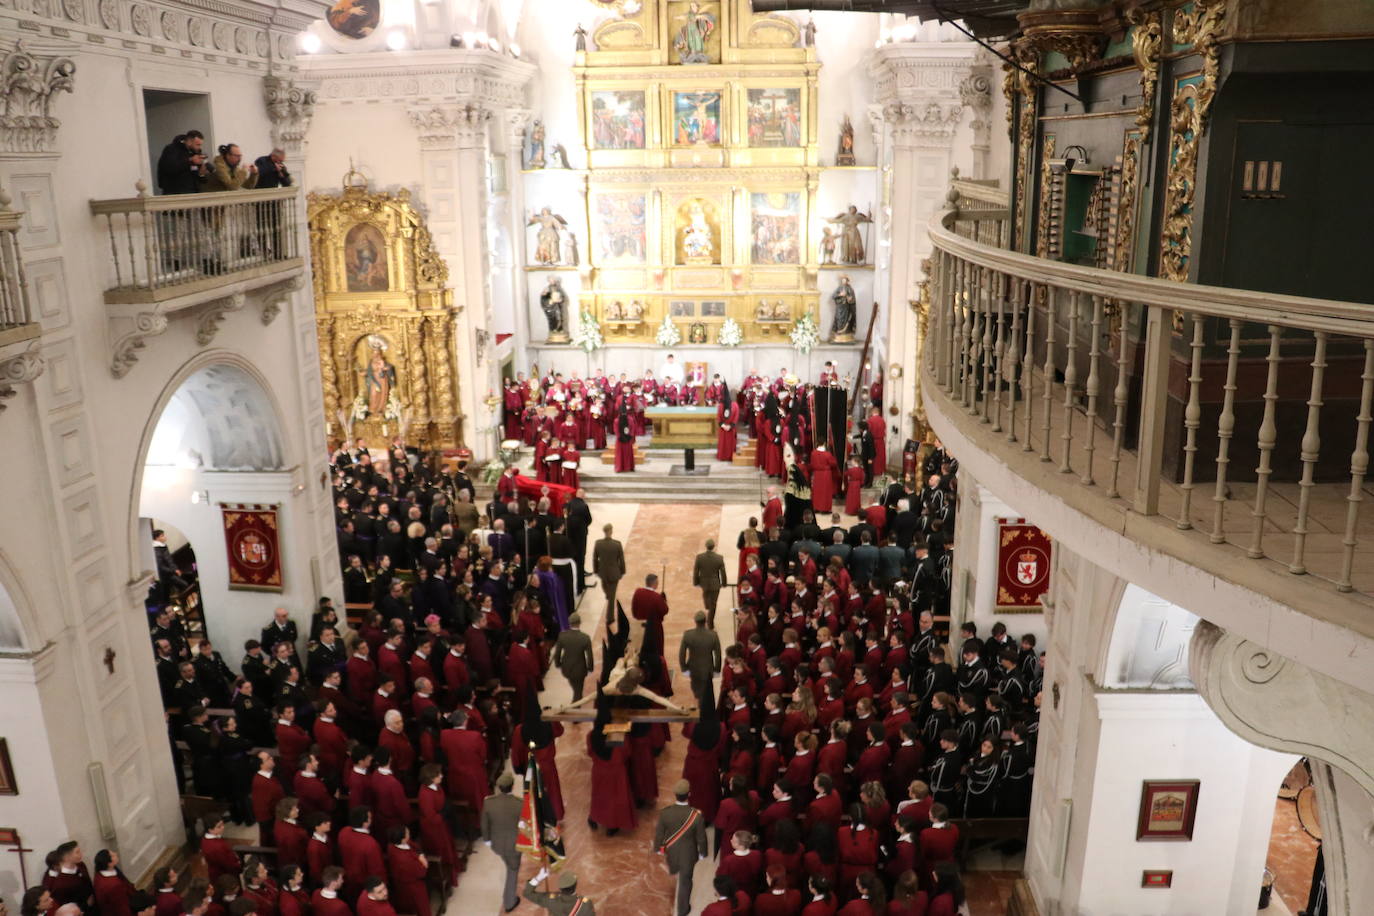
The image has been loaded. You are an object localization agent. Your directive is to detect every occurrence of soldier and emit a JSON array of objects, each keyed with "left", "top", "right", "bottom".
[
  {"left": 522, "top": 868, "right": 595, "bottom": 916},
  {"left": 552, "top": 613, "right": 594, "bottom": 702},
  {"left": 691, "top": 539, "right": 728, "bottom": 627},
  {"left": 678, "top": 611, "right": 722, "bottom": 702},
  {"left": 480, "top": 773, "right": 523, "bottom": 912},
  {"left": 653, "top": 780, "right": 708, "bottom": 916}
]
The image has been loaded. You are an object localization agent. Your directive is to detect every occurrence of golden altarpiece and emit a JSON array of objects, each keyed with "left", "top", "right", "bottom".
[
  {"left": 565, "top": 0, "right": 827, "bottom": 341},
  {"left": 309, "top": 171, "right": 463, "bottom": 450}
]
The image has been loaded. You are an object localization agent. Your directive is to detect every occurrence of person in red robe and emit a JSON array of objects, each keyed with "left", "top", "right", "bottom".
[
  {"left": 251, "top": 752, "right": 286, "bottom": 845},
  {"left": 631, "top": 575, "right": 669, "bottom": 647},
  {"left": 496, "top": 465, "right": 519, "bottom": 504},
  {"left": 561, "top": 446, "right": 581, "bottom": 490},
  {"left": 274, "top": 707, "right": 311, "bottom": 788},
  {"left": 761, "top": 487, "right": 783, "bottom": 533},
  {"left": 199, "top": 819, "right": 241, "bottom": 885},
  {"left": 614, "top": 403, "right": 636, "bottom": 472},
  {"left": 417, "top": 765, "right": 460, "bottom": 884},
  {"left": 682, "top": 686, "right": 723, "bottom": 823},
  {"left": 502, "top": 382, "right": 523, "bottom": 440},
  {"left": 92, "top": 850, "right": 136, "bottom": 916},
  {"left": 338, "top": 810, "right": 386, "bottom": 902},
  {"left": 866, "top": 407, "right": 886, "bottom": 475},
  {"left": 356, "top": 878, "right": 398, "bottom": 916},
  {"left": 305, "top": 813, "right": 336, "bottom": 888},
  {"left": 439, "top": 708, "right": 489, "bottom": 817},
  {"left": 369, "top": 748, "right": 410, "bottom": 837},
  {"left": 276, "top": 866, "right": 310, "bottom": 916},
  {"left": 810, "top": 444, "right": 839, "bottom": 513},
  {"left": 844, "top": 458, "right": 865, "bottom": 517},
  {"left": 385, "top": 829, "right": 431, "bottom": 916},
  {"left": 587, "top": 728, "right": 636, "bottom": 834},
  {"left": 272, "top": 798, "right": 309, "bottom": 867},
  {"left": 310, "top": 869, "right": 351, "bottom": 916},
  {"left": 716, "top": 383, "right": 738, "bottom": 461}
]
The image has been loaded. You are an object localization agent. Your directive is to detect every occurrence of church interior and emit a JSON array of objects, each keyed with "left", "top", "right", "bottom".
[{"left": 0, "top": 0, "right": 1372, "bottom": 913}]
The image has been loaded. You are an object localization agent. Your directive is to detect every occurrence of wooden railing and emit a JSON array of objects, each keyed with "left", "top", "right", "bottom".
[
  {"left": 926, "top": 207, "right": 1374, "bottom": 598},
  {"left": 90, "top": 186, "right": 302, "bottom": 304},
  {"left": 948, "top": 175, "right": 1010, "bottom": 252}
]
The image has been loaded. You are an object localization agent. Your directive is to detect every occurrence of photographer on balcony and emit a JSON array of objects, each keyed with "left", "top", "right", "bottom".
[
  {"left": 202, "top": 143, "right": 259, "bottom": 272},
  {"left": 206, "top": 143, "right": 259, "bottom": 191},
  {"left": 156, "top": 129, "right": 209, "bottom": 195},
  {"left": 252, "top": 148, "right": 293, "bottom": 261}
]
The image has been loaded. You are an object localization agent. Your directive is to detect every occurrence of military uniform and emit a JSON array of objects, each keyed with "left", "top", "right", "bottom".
[
  {"left": 654, "top": 790, "right": 708, "bottom": 916},
  {"left": 523, "top": 873, "right": 595, "bottom": 916},
  {"left": 691, "top": 548, "right": 728, "bottom": 625}
]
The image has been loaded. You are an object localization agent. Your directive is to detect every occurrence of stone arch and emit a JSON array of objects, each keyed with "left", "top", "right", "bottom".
[
  {"left": 0, "top": 551, "right": 33, "bottom": 651},
  {"left": 126, "top": 351, "right": 293, "bottom": 582}
]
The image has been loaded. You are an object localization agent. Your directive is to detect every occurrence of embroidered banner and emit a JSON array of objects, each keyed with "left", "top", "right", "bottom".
[
  {"left": 221, "top": 504, "right": 283, "bottom": 591},
  {"left": 995, "top": 518, "right": 1051, "bottom": 612}
]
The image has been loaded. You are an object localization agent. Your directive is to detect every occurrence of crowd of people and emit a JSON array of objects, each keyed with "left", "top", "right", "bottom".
[
  {"left": 69, "top": 416, "right": 1030, "bottom": 916},
  {"left": 503, "top": 360, "right": 890, "bottom": 486},
  {"left": 157, "top": 130, "right": 293, "bottom": 196}
]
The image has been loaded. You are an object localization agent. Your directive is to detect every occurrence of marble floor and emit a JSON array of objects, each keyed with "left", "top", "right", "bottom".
[{"left": 1266, "top": 796, "right": 1317, "bottom": 914}]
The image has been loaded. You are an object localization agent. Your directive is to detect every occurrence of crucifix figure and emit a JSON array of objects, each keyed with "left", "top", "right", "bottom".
[{"left": 103, "top": 647, "right": 117, "bottom": 675}]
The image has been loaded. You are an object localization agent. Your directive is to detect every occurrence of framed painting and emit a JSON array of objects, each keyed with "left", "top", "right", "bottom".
[
  {"left": 0, "top": 739, "right": 16, "bottom": 795},
  {"left": 669, "top": 300, "right": 695, "bottom": 317},
  {"left": 595, "top": 193, "right": 648, "bottom": 264},
  {"left": 325, "top": 0, "right": 380, "bottom": 38},
  {"left": 343, "top": 223, "right": 388, "bottom": 292},
  {"left": 1136, "top": 780, "right": 1200, "bottom": 840},
  {"left": 750, "top": 192, "right": 801, "bottom": 265},
  {"left": 746, "top": 88, "right": 802, "bottom": 147},
  {"left": 672, "top": 91, "right": 722, "bottom": 146},
  {"left": 589, "top": 91, "right": 647, "bottom": 150},
  {"left": 700, "top": 300, "right": 726, "bottom": 317},
  {"left": 1141, "top": 870, "right": 1173, "bottom": 888}
]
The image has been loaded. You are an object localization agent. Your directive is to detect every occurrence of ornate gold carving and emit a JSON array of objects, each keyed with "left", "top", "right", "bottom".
[
  {"left": 308, "top": 171, "right": 460, "bottom": 447},
  {"left": 1128, "top": 8, "right": 1163, "bottom": 144},
  {"left": 1007, "top": 43, "right": 1040, "bottom": 253},
  {"left": 1018, "top": 10, "right": 1106, "bottom": 73},
  {"left": 1036, "top": 135, "right": 1057, "bottom": 259},
  {"left": 1115, "top": 132, "right": 1141, "bottom": 273},
  {"left": 1159, "top": 0, "right": 1226, "bottom": 283}
]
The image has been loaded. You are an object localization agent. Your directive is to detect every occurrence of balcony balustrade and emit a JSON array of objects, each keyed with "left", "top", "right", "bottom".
[
  {"left": 89, "top": 185, "right": 303, "bottom": 305},
  {"left": 926, "top": 205, "right": 1374, "bottom": 602}
]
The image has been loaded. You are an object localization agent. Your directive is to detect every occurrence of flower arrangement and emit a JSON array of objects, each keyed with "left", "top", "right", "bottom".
[
  {"left": 655, "top": 314, "right": 682, "bottom": 347},
  {"left": 350, "top": 393, "right": 368, "bottom": 422},
  {"left": 717, "top": 317, "right": 744, "bottom": 347},
  {"left": 571, "top": 310, "right": 604, "bottom": 353},
  {"left": 790, "top": 310, "right": 820, "bottom": 355}
]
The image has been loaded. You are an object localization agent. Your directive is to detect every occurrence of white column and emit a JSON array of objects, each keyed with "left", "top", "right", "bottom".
[
  {"left": 453, "top": 106, "right": 500, "bottom": 459},
  {"left": 503, "top": 109, "right": 533, "bottom": 372}
]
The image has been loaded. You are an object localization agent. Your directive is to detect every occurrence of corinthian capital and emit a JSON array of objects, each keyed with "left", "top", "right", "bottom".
[
  {"left": 263, "top": 76, "right": 318, "bottom": 154},
  {"left": 0, "top": 39, "right": 76, "bottom": 154}
]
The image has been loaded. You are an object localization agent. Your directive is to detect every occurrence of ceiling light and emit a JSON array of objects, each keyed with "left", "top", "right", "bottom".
[
  {"left": 298, "top": 32, "right": 321, "bottom": 54},
  {"left": 386, "top": 29, "right": 407, "bottom": 50},
  {"left": 488, "top": 37, "right": 502, "bottom": 53},
  {"left": 510, "top": 42, "right": 521, "bottom": 57},
  {"left": 462, "top": 31, "right": 476, "bottom": 49}
]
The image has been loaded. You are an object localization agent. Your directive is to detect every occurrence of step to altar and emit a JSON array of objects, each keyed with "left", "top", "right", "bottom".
[{"left": 599, "top": 447, "right": 646, "bottom": 465}]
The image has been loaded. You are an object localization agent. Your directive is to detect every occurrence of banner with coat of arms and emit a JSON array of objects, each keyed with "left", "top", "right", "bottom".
[
  {"left": 221, "top": 504, "right": 283, "bottom": 591},
  {"left": 996, "top": 518, "right": 1051, "bottom": 612}
]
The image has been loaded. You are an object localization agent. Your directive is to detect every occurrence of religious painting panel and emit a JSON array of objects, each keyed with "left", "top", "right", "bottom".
[
  {"left": 343, "top": 223, "right": 388, "bottom": 292},
  {"left": 995, "top": 518, "right": 1052, "bottom": 612},
  {"left": 668, "top": 0, "right": 721, "bottom": 64},
  {"left": 589, "top": 91, "right": 647, "bottom": 150},
  {"left": 700, "top": 300, "right": 726, "bottom": 316},
  {"left": 674, "top": 198, "right": 722, "bottom": 265},
  {"left": 595, "top": 192, "right": 648, "bottom": 264},
  {"left": 750, "top": 192, "right": 801, "bottom": 265},
  {"left": 1136, "top": 781, "right": 1200, "bottom": 841},
  {"left": 221, "top": 504, "right": 283, "bottom": 592},
  {"left": 325, "top": 0, "right": 380, "bottom": 39},
  {"left": 669, "top": 300, "right": 695, "bottom": 317},
  {"left": 671, "top": 91, "right": 723, "bottom": 146},
  {"left": 746, "top": 88, "right": 802, "bottom": 147}
]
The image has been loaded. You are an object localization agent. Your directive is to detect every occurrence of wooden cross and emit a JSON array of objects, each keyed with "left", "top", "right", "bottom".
[{"left": 103, "top": 647, "right": 117, "bottom": 675}]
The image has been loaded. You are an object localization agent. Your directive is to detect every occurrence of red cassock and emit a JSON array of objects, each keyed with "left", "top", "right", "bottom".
[
  {"left": 377, "top": 727, "right": 416, "bottom": 778},
  {"left": 867, "top": 413, "right": 887, "bottom": 473},
  {"left": 682, "top": 731, "right": 722, "bottom": 822},
  {"left": 274, "top": 819, "right": 309, "bottom": 867},
  {"left": 716, "top": 849, "right": 764, "bottom": 896},
  {"left": 243, "top": 884, "right": 279, "bottom": 916},
  {"left": 296, "top": 770, "right": 335, "bottom": 821},
  {"left": 310, "top": 891, "right": 352, "bottom": 916},
  {"left": 356, "top": 894, "right": 398, "bottom": 916},
  {"left": 277, "top": 889, "right": 309, "bottom": 916},
  {"left": 377, "top": 646, "right": 409, "bottom": 698},
  {"left": 338, "top": 828, "right": 387, "bottom": 898},
  {"left": 346, "top": 655, "right": 378, "bottom": 706},
  {"left": 93, "top": 872, "right": 136, "bottom": 916},
  {"left": 370, "top": 770, "right": 410, "bottom": 836},
  {"left": 439, "top": 728, "right": 489, "bottom": 815},
  {"left": 919, "top": 824, "right": 959, "bottom": 865},
  {"left": 313, "top": 714, "right": 351, "bottom": 780},
  {"left": 615, "top": 419, "right": 636, "bottom": 472},
  {"left": 627, "top": 732, "right": 659, "bottom": 804},
  {"left": 586, "top": 736, "right": 636, "bottom": 831},
  {"left": 200, "top": 836, "right": 241, "bottom": 885},
  {"left": 809, "top": 447, "right": 839, "bottom": 513},
  {"left": 716, "top": 402, "right": 738, "bottom": 461},
  {"left": 631, "top": 587, "right": 669, "bottom": 646},
  {"left": 844, "top": 466, "right": 865, "bottom": 516},
  {"left": 155, "top": 889, "right": 182, "bottom": 916},
  {"left": 387, "top": 844, "right": 432, "bottom": 916},
  {"left": 762, "top": 496, "right": 783, "bottom": 533},
  {"left": 252, "top": 771, "right": 285, "bottom": 824},
  {"left": 837, "top": 899, "right": 876, "bottom": 916},
  {"left": 418, "top": 784, "right": 459, "bottom": 881},
  {"left": 275, "top": 722, "right": 311, "bottom": 785},
  {"left": 837, "top": 826, "right": 879, "bottom": 890},
  {"left": 306, "top": 836, "right": 335, "bottom": 887},
  {"left": 755, "top": 889, "right": 804, "bottom": 916},
  {"left": 504, "top": 643, "right": 541, "bottom": 713},
  {"left": 561, "top": 448, "right": 581, "bottom": 490}
]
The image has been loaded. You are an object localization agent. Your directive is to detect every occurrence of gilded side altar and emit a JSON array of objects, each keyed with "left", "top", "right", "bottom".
[{"left": 308, "top": 170, "right": 464, "bottom": 450}]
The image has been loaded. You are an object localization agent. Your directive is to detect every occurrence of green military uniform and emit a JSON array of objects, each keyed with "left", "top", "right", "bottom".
[{"left": 522, "top": 874, "right": 595, "bottom": 916}]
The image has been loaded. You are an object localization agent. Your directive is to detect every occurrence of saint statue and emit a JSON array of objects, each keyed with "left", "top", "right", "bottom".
[
  {"left": 831, "top": 275, "right": 857, "bottom": 341},
  {"left": 528, "top": 207, "right": 568, "bottom": 266},
  {"left": 540, "top": 278, "right": 569, "bottom": 341},
  {"left": 756, "top": 300, "right": 773, "bottom": 322},
  {"left": 627, "top": 299, "right": 645, "bottom": 320},
  {"left": 574, "top": 23, "right": 587, "bottom": 52},
  {"left": 527, "top": 120, "right": 546, "bottom": 169},
  {"left": 819, "top": 226, "right": 838, "bottom": 265},
  {"left": 364, "top": 342, "right": 397, "bottom": 415},
  {"left": 827, "top": 205, "right": 873, "bottom": 265},
  {"left": 681, "top": 202, "right": 714, "bottom": 262},
  {"left": 836, "top": 116, "right": 856, "bottom": 166},
  {"left": 605, "top": 300, "right": 624, "bottom": 321},
  {"left": 673, "top": 1, "right": 717, "bottom": 64}
]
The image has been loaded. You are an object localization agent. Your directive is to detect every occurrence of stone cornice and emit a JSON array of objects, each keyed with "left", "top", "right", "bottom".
[
  {"left": 868, "top": 41, "right": 982, "bottom": 103},
  {"left": 301, "top": 49, "right": 536, "bottom": 109}
]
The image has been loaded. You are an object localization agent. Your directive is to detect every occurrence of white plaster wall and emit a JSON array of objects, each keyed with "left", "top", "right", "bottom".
[
  {"left": 304, "top": 105, "right": 426, "bottom": 201},
  {"left": 0, "top": 22, "right": 339, "bottom": 884},
  {"left": 141, "top": 468, "right": 318, "bottom": 663},
  {"left": 1073, "top": 693, "right": 1294, "bottom": 916}
]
